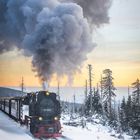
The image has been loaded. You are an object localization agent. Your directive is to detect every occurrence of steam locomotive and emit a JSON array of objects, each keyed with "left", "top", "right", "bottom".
[{"left": 0, "top": 90, "right": 62, "bottom": 138}]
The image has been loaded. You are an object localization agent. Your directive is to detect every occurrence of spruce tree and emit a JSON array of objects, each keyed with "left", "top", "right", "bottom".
[
  {"left": 101, "top": 69, "right": 116, "bottom": 124},
  {"left": 119, "top": 97, "right": 127, "bottom": 131},
  {"left": 85, "top": 94, "right": 92, "bottom": 116},
  {"left": 85, "top": 87, "right": 102, "bottom": 115},
  {"left": 125, "top": 95, "right": 132, "bottom": 131},
  {"left": 132, "top": 79, "right": 140, "bottom": 105},
  {"left": 131, "top": 79, "right": 140, "bottom": 136},
  {"left": 92, "top": 88, "right": 102, "bottom": 114}
]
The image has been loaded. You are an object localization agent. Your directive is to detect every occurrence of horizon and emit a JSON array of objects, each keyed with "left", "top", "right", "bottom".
[{"left": 0, "top": 85, "right": 132, "bottom": 89}]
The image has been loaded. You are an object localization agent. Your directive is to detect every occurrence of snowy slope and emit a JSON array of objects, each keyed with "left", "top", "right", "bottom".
[
  {"left": 0, "top": 111, "right": 34, "bottom": 140},
  {"left": 63, "top": 125, "right": 118, "bottom": 140},
  {"left": 62, "top": 123, "right": 132, "bottom": 140}
]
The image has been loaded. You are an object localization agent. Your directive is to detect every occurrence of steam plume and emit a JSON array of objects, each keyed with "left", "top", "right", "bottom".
[
  {"left": 62, "top": 0, "right": 112, "bottom": 26},
  {"left": 0, "top": 0, "right": 111, "bottom": 82}
]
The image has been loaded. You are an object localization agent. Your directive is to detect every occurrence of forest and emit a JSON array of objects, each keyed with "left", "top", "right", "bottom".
[{"left": 61, "top": 66, "right": 140, "bottom": 139}]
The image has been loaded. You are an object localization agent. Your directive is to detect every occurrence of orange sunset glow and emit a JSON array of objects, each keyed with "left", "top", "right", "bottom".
[{"left": 0, "top": 47, "right": 140, "bottom": 87}]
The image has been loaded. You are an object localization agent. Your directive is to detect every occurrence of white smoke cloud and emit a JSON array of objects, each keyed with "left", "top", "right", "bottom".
[
  {"left": 0, "top": 0, "right": 111, "bottom": 82},
  {"left": 61, "top": 0, "right": 112, "bottom": 26}
]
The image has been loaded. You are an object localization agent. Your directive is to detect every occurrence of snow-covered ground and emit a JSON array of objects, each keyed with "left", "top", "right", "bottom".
[
  {"left": 0, "top": 111, "right": 34, "bottom": 140},
  {"left": 61, "top": 114, "right": 132, "bottom": 140},
  {"left": 63, "top": 125, "right": 118, "bottom": 140},
  {"left": 0, "top": 111, "right": 131, "bottom": 140}
]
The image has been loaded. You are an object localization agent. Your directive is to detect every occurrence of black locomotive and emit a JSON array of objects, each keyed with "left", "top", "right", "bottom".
[{"left": 0, "top": 89, "right": 62, "bottom": 138}]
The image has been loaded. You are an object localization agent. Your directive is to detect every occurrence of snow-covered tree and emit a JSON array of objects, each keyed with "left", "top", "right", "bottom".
[
  {"left": 101, "top": 69, "right": 116, "bottom": 123},
  {"left": 119, "top": 97, "right": 127, "bottom": 131},
  {"left": 130, "top": 79, "right": 140, "bottom": 136},
  {"left": 126, "top": 95, "right": 133, "bottom": 131},
  {"left": 61, "top": 101, "right": 69, "bottom": 113},
  {"left": 92, "top": 87, "right": 102, "bottom": 114},
  {"left": 119, "top": 79, "right": 140, "bottom": 136},
  {"left": 132, "top": 79, "right": 140, "bottom": 105},
  {"left": 85, "top": 94, "right": 94, "bottom": 116},
  {"left": 85, "top": 87, "right": 102, "bottom": 116}
]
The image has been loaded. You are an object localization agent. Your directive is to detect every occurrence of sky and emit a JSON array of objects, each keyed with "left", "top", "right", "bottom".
[{"left": 0, "top": 0, "right": 140, "bottom": 87}]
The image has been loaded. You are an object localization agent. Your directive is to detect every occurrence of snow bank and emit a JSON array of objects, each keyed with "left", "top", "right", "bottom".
[{"left": 0, "top": 111, "right": 34, "bottom": 140}]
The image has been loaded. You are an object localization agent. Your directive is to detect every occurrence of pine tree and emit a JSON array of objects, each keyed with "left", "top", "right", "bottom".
[
  {"left": 61, "top": 101, "right": 69, "bottom": 113},
  {"left": 85, "top": 86, "right": 102, "bottom": 116},
  {"left": 119, "top": 97, "right": 127, "bottom": 131},
  {"left": 119, "top": 80, "right": 140, "bottom": 136},
  {"left": 92, "top": 87, "right": 102, "bottom": 114},
  {"left": 85, "top": 94, "right": 92, "bottom": 116},
  {"left": 101, "top": 69, "right": 116, "bottom": 124},
  {"left": 132, "top": 79, "right": 140, "bottom": 105},
  {"left": 119, "top": 96, "right": 133, "bottom": 132},
  {"left": 131, "top": 79, "right": 140, "bottom": 136},
  {"left": 125, "top": 95, "right": 132, "bottom": 131}
]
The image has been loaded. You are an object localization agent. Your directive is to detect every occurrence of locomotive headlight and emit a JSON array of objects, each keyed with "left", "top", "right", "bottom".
[
  {"left": 46, "top": 91, "right": 50, "bottom": 96},
  {"left": 38, "top": 117, "right": 43, "bottom": 121},
  {"left": 54, "top": 117, "right": 58, "bottom": 121}
]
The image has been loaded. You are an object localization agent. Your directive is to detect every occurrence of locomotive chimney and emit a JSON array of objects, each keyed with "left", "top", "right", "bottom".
[{"left": 42, "top": 81, "right": 49, "bottom": 91}]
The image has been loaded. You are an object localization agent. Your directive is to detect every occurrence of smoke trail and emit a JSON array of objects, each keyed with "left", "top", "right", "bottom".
[
  {"left": 0, "top": 0, "right": 111, "bottom": 82},
  {"left": 61, "top": 0, "right": 112, "bottom": 26}
]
